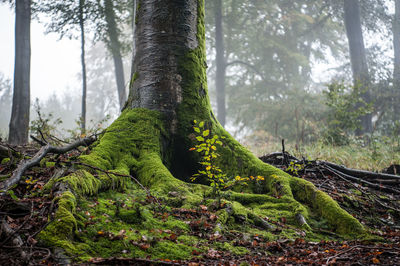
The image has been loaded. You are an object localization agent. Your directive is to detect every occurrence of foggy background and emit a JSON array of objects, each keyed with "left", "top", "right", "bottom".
[{"left": 0, "top": 0, "right": 397, "bottom": 155}]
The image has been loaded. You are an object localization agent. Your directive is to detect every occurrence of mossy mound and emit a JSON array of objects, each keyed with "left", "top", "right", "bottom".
[{"left": 37, "top": 108, "right": 368, "bottom": 263}]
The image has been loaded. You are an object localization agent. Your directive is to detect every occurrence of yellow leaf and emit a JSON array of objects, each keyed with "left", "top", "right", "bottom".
[
  {"left": 372, "top": 258, "right": 380, "bottom": 264},
  {"left": 203, "top": 130, "right": 209, "bottom": 137},
  {"left": 211, "top": 145, "right": 216, "bottom": 150}
]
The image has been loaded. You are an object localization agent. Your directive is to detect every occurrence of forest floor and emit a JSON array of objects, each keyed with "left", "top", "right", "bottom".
[{"left": 0, "top": 142, "right": 399, "bottom": 265}]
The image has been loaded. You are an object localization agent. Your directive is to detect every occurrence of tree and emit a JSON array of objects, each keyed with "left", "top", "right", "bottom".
[
  {"left": 343, "top": 0, "right": 372, "bottom": 135},
  {"left": 79, "top": 0, "right": 88, "bottom": 133},
  {"left": 36, "top": 0, "right": 95, "bottom": 134},
  {"left": 393, "top": 0, "right": 400, "bottom": 122},
  {"left": 39, "top": 0, "right": 364, "bottom": 258},
  {"left": 0, "top": 73, "right": 12, "bottom": 137},
  {"left": 102, "top": 0, "right": 127, "bottom": 110},
  {"left": 9, "top": 0, "right": 31, "bottom": 145},
  {"left": 214, "top": 0, "right": 226, "bottom": 127}
]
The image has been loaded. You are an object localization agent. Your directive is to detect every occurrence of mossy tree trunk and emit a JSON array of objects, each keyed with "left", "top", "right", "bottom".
[
  {"left": 40, "top": 0, "right": 366, "bottom": 257},
  {"left": 123, "top": 0, "right": 363, "bottom": 235}
]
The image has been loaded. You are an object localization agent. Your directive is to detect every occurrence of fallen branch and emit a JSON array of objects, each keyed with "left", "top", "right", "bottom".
[
  {"left": 0, "top": 136, "right": 96, "bottom": 194},
  {"left": 322, "top": 164, "right": 400, "bottom": 194},
  {"left": 321, "top": 161, "right": 400, "bottom": 181}
]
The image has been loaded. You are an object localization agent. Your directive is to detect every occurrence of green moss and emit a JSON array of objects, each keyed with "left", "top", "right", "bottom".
[
  {"left": 215, "top": 242, "right": 248, "bottom": 256},
  {"left": 151, "top": 241, "right": 193, "bottom": 260},
  {"left": 38, "top": 191, "right": 92, "bottom": 261},
  {"left": 1, "top": 157, "right": 10, "bottom": 164}
]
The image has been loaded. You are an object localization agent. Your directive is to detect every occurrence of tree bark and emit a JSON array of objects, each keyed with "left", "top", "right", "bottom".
[
  {"left": 79, "top": 0, "right": 87, "bottom": 134},
  {"left": 343, "top": 0, "right": 372, "bottom": 135},
  {"left": 215, "top": 0, "right": 226, "bottom": 127},
  {"left": 104, "top": 0, "right": 127, "bottom": 110},
  {"left": 128, "top": 0, "right": 200, "bottom": 129},
  {"left": 9, "top": 0, "right": 31, "bottom": 145},
  {"left": 393, "top": 0, "right": 400, "bottom": 121}
]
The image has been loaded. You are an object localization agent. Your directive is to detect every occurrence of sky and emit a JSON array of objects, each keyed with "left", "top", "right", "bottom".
[{"left": 0, "top": 4, "right": 81, "bottom": 100}]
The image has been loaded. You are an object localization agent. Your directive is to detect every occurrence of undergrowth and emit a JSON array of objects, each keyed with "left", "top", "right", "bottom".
[{"left": 246, "top": 139, "right": 400, "bottom": 172}]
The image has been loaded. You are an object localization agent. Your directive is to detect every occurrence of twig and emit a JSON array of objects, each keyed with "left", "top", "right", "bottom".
[
  {"left": 30, "top": 135, "right": 47, "bottom": 146},
  {"left": 0, "top": 202, "right": 34, "bottom": 246},
  {"left": 0, "top": 136, "right": 96, "bottom": 194},
  {"left": 0, "top": 218, "right": 28, "bottom": 260}
]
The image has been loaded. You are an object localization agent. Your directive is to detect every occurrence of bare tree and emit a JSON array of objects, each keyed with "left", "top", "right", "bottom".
[
  {"left": 9, "top": 0, "right": 31, "bottom": 145},
  {"left": 343, "top": 0, "right": 372, "bottom": 134}
]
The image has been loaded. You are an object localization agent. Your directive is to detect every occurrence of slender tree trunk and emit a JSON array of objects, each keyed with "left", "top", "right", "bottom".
[
  {"left": 9, "top": 0, "right": 31, "bottom": 145},
  {"left": 215, "top": 0, "right": 226, "bottom": 127},
  {"left": 79, "top": 0, "right": 87, "bottom": 134},
  {"left": 393, "top": 0, "right": 400, "bottom": 122},
  {"left": 343, "top": 0, "right": 372, "bottom": 135},
  {"left": 105, "top": 0, "right": 126, "bottom": 110}
]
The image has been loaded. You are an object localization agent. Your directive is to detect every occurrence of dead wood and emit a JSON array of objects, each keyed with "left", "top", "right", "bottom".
[
  {"left": 1, "top": 219, "right": 27, "bottom": 260},
  {"left": 320, "top": 160, "right": 400, "bottom": 181},
  {"left": 321, "top": 163, "right": 400, "bottom": 194},
  {"left": 0, "top": 136, "right": 96, "bottom": 195}
]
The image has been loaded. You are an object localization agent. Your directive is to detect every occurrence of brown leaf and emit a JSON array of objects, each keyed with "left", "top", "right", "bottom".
[
  {"left": 169, "top": 233, "right": 177, "bottom": 241},
  {"left": 199, "top": 205, "right": 208, "bottom": 211},
  {"left": 139, "top": 243, "right": 150, "bottom": 250},
  {"left": 372, "top": 257, "right": 380, "bottom": 264}
]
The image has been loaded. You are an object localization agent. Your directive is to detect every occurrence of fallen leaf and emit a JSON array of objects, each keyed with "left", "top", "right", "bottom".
[{"left": 372, "top": 257, "right": 380, "bottom": 264}]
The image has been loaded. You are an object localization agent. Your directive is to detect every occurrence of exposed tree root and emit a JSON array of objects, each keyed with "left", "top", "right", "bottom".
[
  {"left": 1, "top": 219, "right": 27, "bottom": 260},
  {"left": 35, "top": 109, "right": 367, "bottom": 263}
]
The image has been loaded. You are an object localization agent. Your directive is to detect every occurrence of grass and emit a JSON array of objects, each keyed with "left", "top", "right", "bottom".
[{"left": 243, "top": 138, "right": 400, "bottom": 172}]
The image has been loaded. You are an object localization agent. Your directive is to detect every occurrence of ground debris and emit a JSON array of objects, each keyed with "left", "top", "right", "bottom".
[{"left": 0, "top": 145, "right": 400, "bottom": 265}]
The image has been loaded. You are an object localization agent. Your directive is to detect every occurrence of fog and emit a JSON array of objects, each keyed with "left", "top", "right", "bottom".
[{"left": 0, "top": 0, "right": 397, "bottom": 151}]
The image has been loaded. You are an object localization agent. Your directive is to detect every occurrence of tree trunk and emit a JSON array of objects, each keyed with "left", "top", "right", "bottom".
[
  {"left": 79, "top": 0, "right": 87, "bottom": 134},
  {"left": 393, "top": 0, "right": 400, "bottom": 121},
  {"left": 39, "top": 0, "right": 365, "bottom": 257},
  {"left": 9, "top": 0, "right": 31, "bottom": 145},
  {"left": 105, "top": 0, "right": 127, "bottom": 110},
  {"left": 343, "top": 0, "right": 372, "bottom": 135},
  {"left": 215, "top": 0, "right": 226, "bottom": 127}
]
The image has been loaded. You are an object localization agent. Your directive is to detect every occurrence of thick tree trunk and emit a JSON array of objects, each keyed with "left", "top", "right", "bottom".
[
  {"left": 215, "top": 0, "right": 226, "bottom": 127},
  {"left": 394, "top": 0, "right": 400, "bottom": 121},
  {"left": 105, "top": 0, "right": 127, "bottom": 110},
  {"left": 79, "top": 0, "right": 87, "bottom": 134},
  {"left": 343, "top": 0, "right": 372, "bottom": 135},
  {"left": 9, "top": 0, "right": 31, "bottom": 145}
]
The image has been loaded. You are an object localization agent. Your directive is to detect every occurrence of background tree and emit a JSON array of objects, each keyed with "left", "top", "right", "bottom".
[
  {"left": 97, "top": 0, "right": 128, "bottom": 110},
  {"left": 9, "top": 0, "right": 31, "bottom": 145},
  {"left": 214, "top": 0, "right": 226, "bottom": 127},
  {"left": 393, "top": 0, "right": 400, "bottom": 123},
  {"left": 343, "top": 0, "right": 372, "bottom": 135},
  {"left": 0, "top": 73, "right": 12, "bottom": 138},
  {"left": 35, "top": 0, "right": 97, "bottom": 134}
]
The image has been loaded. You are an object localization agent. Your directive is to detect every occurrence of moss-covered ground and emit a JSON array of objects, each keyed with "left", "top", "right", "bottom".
[{"left": 30, "top": 108, "right": 374, "bottom": 263}]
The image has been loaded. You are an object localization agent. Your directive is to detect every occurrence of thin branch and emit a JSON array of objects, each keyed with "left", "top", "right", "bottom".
[{"left": 0, "top": 136, "right": 96, "bottom": 194}]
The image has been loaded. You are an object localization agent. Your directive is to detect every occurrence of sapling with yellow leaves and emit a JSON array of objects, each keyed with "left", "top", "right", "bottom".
[{"left": 189, "top": 120, "right": 226, "bottom": 197}]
